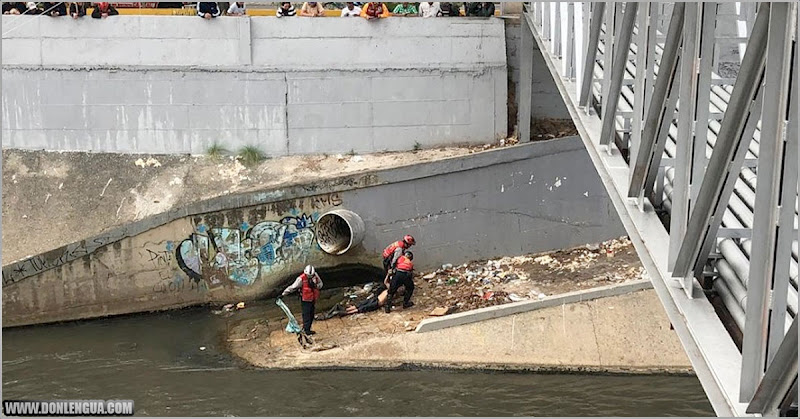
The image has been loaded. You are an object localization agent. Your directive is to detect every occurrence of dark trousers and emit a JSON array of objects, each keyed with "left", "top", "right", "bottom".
[
  {"left": 382, "top": 256, "right": 392, "bottom": 273},
  {"left": 388, "top": 270, "right": 415, "bottom": 305},
  {"left": 301, "top": 300, "right": 315, "bottom": 333}
]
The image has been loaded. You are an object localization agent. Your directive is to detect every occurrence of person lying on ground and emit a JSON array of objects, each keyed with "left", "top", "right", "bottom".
[{"left": 319, "top": 285, "right": 410, "bottom": 319}]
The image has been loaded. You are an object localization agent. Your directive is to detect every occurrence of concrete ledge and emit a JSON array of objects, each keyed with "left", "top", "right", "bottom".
[
  {"left": 2, "top": 137, "right": 585, "bottom": 286},
  {"left": 415, "top": 279, "right": 654, "bottom": 333}
]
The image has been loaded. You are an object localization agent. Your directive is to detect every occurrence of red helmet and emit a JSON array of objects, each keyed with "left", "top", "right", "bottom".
[{"left": 403, "top": 235, "right": 416, "bottom": 246}]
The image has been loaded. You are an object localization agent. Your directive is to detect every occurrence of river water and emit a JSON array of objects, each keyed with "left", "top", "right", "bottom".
[{"left": 2, "top": 307, "right": 714, "bottom": 416}]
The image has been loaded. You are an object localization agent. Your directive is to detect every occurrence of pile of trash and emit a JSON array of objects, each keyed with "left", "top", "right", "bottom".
[
  {"left": 415, "top": 237, "right": 642, "bottom": 313},
  {"left": 417, "top": 259, "right": 545, "bottom": 312}
]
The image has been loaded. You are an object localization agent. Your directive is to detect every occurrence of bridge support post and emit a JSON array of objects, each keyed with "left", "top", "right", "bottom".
[{"left": 741, "top": 0, "right": 794, "bottom": 403}]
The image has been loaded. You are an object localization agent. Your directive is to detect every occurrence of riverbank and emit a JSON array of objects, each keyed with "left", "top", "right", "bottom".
[{"left": 226, "top": 239, "right": 692, "bottom": 374}]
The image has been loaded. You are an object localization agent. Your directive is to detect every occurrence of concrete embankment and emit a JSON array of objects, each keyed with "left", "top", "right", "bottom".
[
  {"left": 229, "top": 287, "right": 692, "bottom": 374},
  {"left": 3, "top": 137, "right": 624, "bottom": 327}
]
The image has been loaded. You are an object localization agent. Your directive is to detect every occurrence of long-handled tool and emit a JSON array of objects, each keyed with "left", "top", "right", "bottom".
[{"left": 275, "top": 298, "right": 314, "bottom": 348}]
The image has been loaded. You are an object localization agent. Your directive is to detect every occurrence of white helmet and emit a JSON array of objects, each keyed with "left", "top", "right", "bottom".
[{"left": 304, "top": 265, "right": 315, "bottom": 276}]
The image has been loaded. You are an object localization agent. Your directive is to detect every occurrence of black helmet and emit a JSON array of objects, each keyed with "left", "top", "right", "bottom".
[{"left": 404, "top": 250, "right": 414, "bottom": 260}]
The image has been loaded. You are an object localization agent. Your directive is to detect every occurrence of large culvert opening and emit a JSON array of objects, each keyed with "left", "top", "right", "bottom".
[{"left": 316, "top": 210, "right": 365, "bottom": 255}]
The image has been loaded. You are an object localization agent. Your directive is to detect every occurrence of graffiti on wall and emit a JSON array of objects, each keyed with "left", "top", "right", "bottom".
[{"left": 173, "top": 193, "right": 342, "bottom": 289}]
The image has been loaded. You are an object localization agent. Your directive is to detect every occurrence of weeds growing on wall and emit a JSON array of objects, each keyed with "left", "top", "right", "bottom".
[
  {"left": 413, "top": 141, "right": 422, "bottom": 151},
  {"left": 206, "top": 143, "right": 229, "bottom": 160},
  {"left": 237, "top": 146, "right": 267, "bottom": 167},
  {"left": 347, "top": 149, "right": 356, "bottom": 156}
]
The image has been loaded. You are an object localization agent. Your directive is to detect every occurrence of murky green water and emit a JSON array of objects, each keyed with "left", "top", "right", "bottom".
[{"left": 2, "top": 307, "right": 714, "bottom": 416}]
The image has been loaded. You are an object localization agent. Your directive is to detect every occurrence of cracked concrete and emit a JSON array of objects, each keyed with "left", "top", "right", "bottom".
[{"left": 230, "top": 289, "right": 692, "bottom": 373}]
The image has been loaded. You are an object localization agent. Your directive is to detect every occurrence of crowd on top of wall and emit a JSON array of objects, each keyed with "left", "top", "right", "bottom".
[
  {"left": 2, "top": 2, "right": 118, "bottom": 17},
  {"left": 2, "top": 2, "right": 496, "bottom": 19}
]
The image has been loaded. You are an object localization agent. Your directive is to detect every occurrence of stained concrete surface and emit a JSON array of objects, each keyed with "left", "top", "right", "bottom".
[
  {"left": 3, "top": 137, "right": 625, "bottom": 327},
  {"left": 2, "top": 16, "right": 507, "bottom": 154},
  {"left": 1, "top": 147, "right": 473, "bottom": 264},
  {"left": 231, "top": 289, "right": 692, "bottom": 373}
]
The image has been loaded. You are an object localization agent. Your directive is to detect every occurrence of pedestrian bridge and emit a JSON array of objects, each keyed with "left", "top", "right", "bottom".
[{"left": 518, "top": 2, "right": 798, "bottom": 416}]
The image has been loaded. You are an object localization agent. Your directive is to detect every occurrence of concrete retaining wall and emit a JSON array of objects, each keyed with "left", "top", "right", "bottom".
[
  {"left": 1, "top": 16, "right": 507, "bottom": 155},
  {"left": 2, "top": 137, "right": 624, "bottom": 326}
]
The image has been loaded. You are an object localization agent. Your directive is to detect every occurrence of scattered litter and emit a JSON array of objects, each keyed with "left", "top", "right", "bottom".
[
  {"left": 134, "top": 157, "right": 162, "bottom": 168},
  {"left": 441, "top": 263, "right": 453, "bottom": 270},
  {"left": 481, "top": 291, "right": 495, "bottom": 300},
  {"left": 429, "top": 306, "right": 457, "bottom": 316},
  {"left": 199, "top": 346, "right": 206, "bottom": 351},
  {"left": 236, "top": 302, "right": 246, "bottom": 309},
  {"left": 351, "top": 155, "right": 365, "bottom": 163},
  {"left": 508, "top": 293, "right": 526, "bottom": 302}
]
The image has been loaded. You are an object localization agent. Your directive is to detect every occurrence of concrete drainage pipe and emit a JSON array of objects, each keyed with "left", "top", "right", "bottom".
[{"left": 315, "top": 209, "right": 365, "bottom": 255}]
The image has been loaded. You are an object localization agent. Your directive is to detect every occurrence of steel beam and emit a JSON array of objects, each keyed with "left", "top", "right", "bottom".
[
  {"left": 671, "top": 3, "right": 770, "bottom": 279},
  {"left": 600, "top": 2, "right": 639, "bottom": 147},
  {"left": 691, "top": 2, "right": 718, "bottom": 204},
  {"left": 628, "top": 3, "right": 685, "bottom": 197},
  {"left": 601, "top": 2, "right": 616, "bottom": 123},
  {"left": 741, "top": 1, "right": 794, "bottom": 403},
  {"left": 670, "top": 2, "right": 702, "bottom": 281},
  {"left": 746, "top": 316, "right": 798, "bottom": 416},
  {"left": 768, "top": 29, "right": 799, "bottom": 364},
  {"left": 629, "top": 2, "right": 651, "bottom": 191},
  {"left": 579, "top": 2, "right": 605, "bottom": 107}
]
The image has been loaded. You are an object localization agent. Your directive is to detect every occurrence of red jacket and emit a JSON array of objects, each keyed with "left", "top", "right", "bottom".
[
  {"left": 396, "top": 255, "right": 414, "bottom": 272},
  {"left": 382, "top": 240, "right": 406, "bottom": 258}
]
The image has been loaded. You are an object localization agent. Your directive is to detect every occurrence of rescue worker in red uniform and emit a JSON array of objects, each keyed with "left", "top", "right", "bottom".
[
  {"left": 385, "top": 251, "right": 415, "bottom": 313},
  {"left": 382, "top": 235, "right": 416, "bottom": 274},
  {"left": 282, "top": 265, "right": 324, "bottom": 335}
]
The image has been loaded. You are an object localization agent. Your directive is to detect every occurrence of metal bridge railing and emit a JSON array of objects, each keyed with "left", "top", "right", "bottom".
[{"left": 520, "top": 2, "right": 798, "bottom": 417}]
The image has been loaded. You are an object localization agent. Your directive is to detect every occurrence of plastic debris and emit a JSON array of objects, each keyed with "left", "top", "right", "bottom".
[
  {"left": 236, "top": 302, "right": 245, "bottom": 309},
  {"left": 508, "top": 293, "right": 526, "bottom": 302},
  {"left": 199, "top": 346, "right": 206, "bottom": 351}
]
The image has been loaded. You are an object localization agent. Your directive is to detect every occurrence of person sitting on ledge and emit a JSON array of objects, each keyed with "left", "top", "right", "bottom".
[
  {"left": 360, "top": 1, "right": 389, "bottom": 19},
  {"left": 69, "top": 2, "right": 88, "bottom": 18},
  {"left": 466, "top": 2, "right": 493, "bottom": 17},
  {"left": 276, "top": 2, "right": 296, "bottom": 17},
  {"left": 91, "top": 2, "right": 118, "bottom": 18},
  {"left": 227, "top": 1, "right": 246, "bottom": 16},
  {"left": 340, "top": 2, "right": 360, "bottom": 17},
  {"left": 299, "top": 1, "right": 325, "bottom": 17},
  {"left": 418, "top": 1, "right": 441, "bottom": 18},
  {"left": 2, "top": 2, "right": 25, "bottom": 14},
  {"left": 43, "top": 2, "right": 67, "bottom": 16},
  {"left": 196, "top": 2, "right": 221, "bottom": 19},
  {"left": 392, "top": 2, "right": 417, "bottom": 16},
  {"left": 24, "top": 2, "right": 43, "bottom": 14},
  {"left": 439, "top": 2, "right": 460, "bottom": 17}
]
